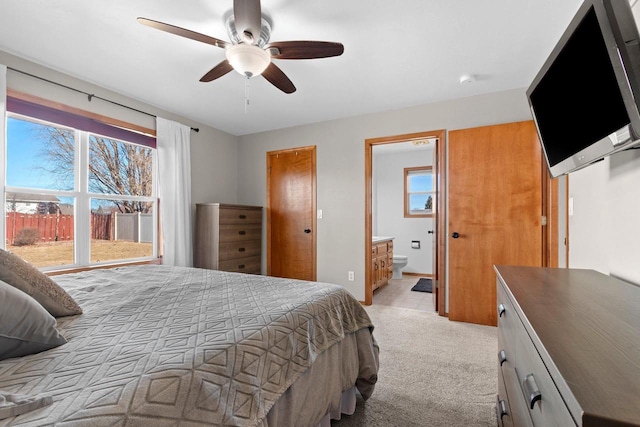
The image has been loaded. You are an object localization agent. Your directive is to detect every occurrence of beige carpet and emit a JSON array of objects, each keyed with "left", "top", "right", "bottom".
[{"left": 334, "top": 305, "right": 497, "bottom": 427}]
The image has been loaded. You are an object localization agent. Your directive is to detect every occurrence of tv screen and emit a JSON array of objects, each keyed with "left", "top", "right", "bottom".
[{"left": 527, "top": 0, "right": 640, "bottom": 177}]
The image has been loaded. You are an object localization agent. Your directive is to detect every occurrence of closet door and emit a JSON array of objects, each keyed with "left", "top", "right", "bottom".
[{"left": 267, "top": 146, "right": 316, "bottom": 281}]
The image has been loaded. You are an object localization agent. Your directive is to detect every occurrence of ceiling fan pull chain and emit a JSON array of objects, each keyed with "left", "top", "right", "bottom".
[{"left": 245, "top": 76, "right": 250, "bottom": 113}]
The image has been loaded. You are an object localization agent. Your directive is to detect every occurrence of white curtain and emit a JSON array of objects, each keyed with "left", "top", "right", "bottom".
[
  {"left": 0, "top": 65, "right": 6, "bottom": 248},
  {"left": 156, "top": 117, "right": 193, "bottom": 267}
]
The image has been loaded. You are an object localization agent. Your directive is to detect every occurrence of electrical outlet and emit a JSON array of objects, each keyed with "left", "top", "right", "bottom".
[{"left": 348, "top": 271, "right": 354, "bottom": 281}]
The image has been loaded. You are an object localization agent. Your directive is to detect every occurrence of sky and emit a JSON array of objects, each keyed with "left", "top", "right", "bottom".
[
  {"left": 6, "top": 116, "right": 129, "bottom": 211},
  {"left": 6, "top": 116, "right": 71, "bottom": 191},
  {"left": 409, "top": 174, "right": 433, "bottom": 211}
]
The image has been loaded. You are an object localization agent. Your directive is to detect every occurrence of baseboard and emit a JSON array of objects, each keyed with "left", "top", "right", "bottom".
[{"left": 403, "top": 272, "right": 433, "bottom": 277}]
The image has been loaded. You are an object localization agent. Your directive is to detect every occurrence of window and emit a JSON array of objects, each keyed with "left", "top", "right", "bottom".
[
  {"left": 405, "top": 166, "right": 434, "bottom": 217},
  {"left": 4, "top": 97, "right": 157, "bottom": 270}
]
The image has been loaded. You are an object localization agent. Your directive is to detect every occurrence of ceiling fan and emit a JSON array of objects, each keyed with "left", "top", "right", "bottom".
[{"left": 138, "top": 0, "right": 344, "bottom": 94}]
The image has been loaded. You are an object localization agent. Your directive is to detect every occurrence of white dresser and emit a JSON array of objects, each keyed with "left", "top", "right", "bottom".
[{"left": 495, "top": 265, "right": 640, "bottom": 427}]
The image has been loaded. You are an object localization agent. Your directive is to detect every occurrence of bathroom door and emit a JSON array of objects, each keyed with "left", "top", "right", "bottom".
[
  {"left": 448, "top": 121, "right": 543, "bottom": 326},
  {"left": 267, "top": 146, "right": 317, "bottom": 281},
  {"left": 431, "top": 145, "right": 439, "bottom": 310}
]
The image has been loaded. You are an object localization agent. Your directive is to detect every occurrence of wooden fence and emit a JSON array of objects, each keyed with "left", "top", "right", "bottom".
[
  {"left": 91, "top": 212, "right": 114, "bottom": 240},
  {"left": 6, "top": 212, "right": 74, "bottom": 244},
  {"left": 6, "top": 212, "right": 151, "bottom": 245}
]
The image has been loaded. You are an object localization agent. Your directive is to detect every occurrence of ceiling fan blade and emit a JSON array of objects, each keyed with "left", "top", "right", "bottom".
[
  {"left": 267, "top": 41, "right": 344, "bottom": 59},
  {"left": 137, "top": 17, "right": 228, "bottom": 49},
  {"left": 233, "top": 0, "right": 262, "bottom": 44},
  {"left": 200, "top": 60, "right": 234, "bottom": 82},
  {"left": 262, "top": 63, "right": 296, "bottom": 94}
]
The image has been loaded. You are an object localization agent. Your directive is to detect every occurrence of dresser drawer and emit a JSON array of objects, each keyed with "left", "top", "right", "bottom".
[
  {"left": 514, "top": 332, "right": 576, "bottom": 427},
  {"left": 218, "top": 207, "right": 262, "bottom": 224},
  {"left": 497, "top": 282, "right": 518, "bottom": 359},
  {"left": 218, "top": 256, "right": 261, "bottom": 274},
  {"left": 219, "top": 223, "right": 262, "bottom": 242},
  {"left": 371, "top": 245, "right": 377, "bottom": 257},
  {"left": 502, "top": 359, "right": 534, "bottom": 427},
  {"left": 218, "top": 240, "right": 261, "bottom": 261},
  {"left": 497, "top": 369, "right": 514, "bottom": 427}
]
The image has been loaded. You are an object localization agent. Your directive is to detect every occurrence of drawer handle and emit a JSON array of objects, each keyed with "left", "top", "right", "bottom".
[
  {"left": 239, "top": 214, "right": 246, "bottom": 219},
  {"left": 523, "top": 373, "right": 542, "bottom": 409},
  {"left": 238, "top": 230, "right": 246, "bottom": 235},
  {"left": 498, "top": 399, "right": 508, "bottom": 419},
  {"left": 238, "top": 264, "right": 245, "bottom": 269},
  {"left": 498, "top": 350, "right": 507, "bottom": 366},
  {"left": 238, "top": 247, "right": 246, "bottom": 252},
  {"left": 498, "top": 303, "right": 506, "bottom": 317}
]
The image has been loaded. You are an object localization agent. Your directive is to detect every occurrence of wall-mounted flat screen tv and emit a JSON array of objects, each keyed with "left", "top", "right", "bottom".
[{"left": 527, "top": 0, "right": 640, "bottom": 178}]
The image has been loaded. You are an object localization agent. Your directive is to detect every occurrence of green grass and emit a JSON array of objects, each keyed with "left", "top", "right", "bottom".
[{"left": 9, "top": 240, "right": 153, "bottom": 268}]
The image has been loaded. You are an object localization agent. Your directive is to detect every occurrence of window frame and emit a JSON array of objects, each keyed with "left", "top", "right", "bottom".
[
  {"left": 404, "top": 166, "right": 435, "bottom": 218},
  {"left": 3, "top": 92, "right": 159, "bottom": 272}
]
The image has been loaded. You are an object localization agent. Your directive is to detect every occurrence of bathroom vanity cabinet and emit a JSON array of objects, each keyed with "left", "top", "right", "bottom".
[
  {"left": 194, "top": 203, "right": 263, "bottom": 274},
  {"left": 494, "top": 265, "right": 640, "bottom": 427},
  {"left": 371, "top": 238, "right": 393, "bottom": 291}
]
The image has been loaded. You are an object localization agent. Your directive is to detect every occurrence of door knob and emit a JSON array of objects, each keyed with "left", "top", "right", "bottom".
[
  {"left": 428, "top": 230, "right": 434, "bottom": 234},
  {"left": 451, "top": 232, "right": 460, "bottom": 239},
  {"left": 304, "top": 229, "right": 311, "bottom": 234}
]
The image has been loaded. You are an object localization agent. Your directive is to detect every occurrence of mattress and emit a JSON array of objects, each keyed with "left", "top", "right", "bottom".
[{"left": 0, "top": 265, "right": 378, "bottom": 426}]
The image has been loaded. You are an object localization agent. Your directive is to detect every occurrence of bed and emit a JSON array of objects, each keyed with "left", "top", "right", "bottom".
[{"left": 0, "top": 264, "right": 379, "bottom": 426}]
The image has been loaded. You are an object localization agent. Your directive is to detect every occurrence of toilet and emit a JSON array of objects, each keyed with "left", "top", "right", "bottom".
[{"left": 392, "top": 255, "right": 408, "bottom": 279}]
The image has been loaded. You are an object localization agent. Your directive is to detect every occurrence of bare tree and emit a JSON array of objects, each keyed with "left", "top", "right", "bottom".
[{"left": 40, "top": 128, "right": 153, "bottom": 213}]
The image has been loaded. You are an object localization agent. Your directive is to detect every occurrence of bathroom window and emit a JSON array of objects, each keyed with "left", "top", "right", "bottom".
[{"left": 405, "top": 166, "right": 434, "bottom": 218}]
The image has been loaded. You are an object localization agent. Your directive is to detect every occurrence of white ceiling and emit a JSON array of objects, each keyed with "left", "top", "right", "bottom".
[{"left": 0, "top": 0, "right": 583, "bottom": 136}]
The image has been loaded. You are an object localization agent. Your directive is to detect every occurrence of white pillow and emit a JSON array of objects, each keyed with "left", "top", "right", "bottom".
[
  {"left": 0, "top": 249, "right": 82, "bottom": 317},
  {"left": 0, "top": 280, "right": 67, "bottom": 361}
]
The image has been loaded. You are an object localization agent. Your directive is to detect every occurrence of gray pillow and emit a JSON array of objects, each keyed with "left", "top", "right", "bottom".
[
  {"left": 0, "top": 280, "right": 67, "bottom": 361},
  {"left": 0, "top": 249, "right": 82, "bottom": 317},
  {"left": 0, "top": 390, "right": 53, "bottom": 420}
]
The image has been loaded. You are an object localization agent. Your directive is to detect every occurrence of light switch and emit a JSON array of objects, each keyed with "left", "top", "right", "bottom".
[
  {"left": 317, "top": 209, "right": 323, "bottom": 219},
  {"left": 568, "top": 197, "right": 574, "bottom": 216}
]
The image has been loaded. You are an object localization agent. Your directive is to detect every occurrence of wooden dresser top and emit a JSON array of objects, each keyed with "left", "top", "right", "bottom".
[{"left": 494, "top": 265, "right": 640, "bottom": 427}]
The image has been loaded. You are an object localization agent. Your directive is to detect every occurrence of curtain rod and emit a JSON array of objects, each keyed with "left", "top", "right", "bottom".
[{"left": 7, "top": 67, "right": 200, "bottom": 133}]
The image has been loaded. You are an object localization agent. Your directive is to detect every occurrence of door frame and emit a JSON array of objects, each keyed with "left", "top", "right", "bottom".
[
  {"left": 365, "top": 130, "right": 447, "bottom": 315},
  {"left": 266, "top": 145, "right": 317, "bottom": 279}
]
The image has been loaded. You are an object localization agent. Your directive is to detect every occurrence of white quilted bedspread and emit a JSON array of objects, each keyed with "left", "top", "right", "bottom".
[{"left": 0, "top": 265, "right": 374, "bottom": 426}]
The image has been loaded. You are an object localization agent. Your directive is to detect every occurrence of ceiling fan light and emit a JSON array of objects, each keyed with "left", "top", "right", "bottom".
[{"left": 225, "top": 44, "right": 271, "bottom": 78}]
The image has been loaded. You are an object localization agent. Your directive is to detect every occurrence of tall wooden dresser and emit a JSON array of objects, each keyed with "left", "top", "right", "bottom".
[
  {"left": 494, "top": 265, "right": 640, "bottom": 427},
  {"left": 194, "top": 203, "right": 263, "bottom": 275}
]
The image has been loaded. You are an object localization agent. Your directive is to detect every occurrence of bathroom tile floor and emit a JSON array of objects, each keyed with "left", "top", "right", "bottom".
[{"left": 373, "top": 275, "right": 434, "bottom": 312}]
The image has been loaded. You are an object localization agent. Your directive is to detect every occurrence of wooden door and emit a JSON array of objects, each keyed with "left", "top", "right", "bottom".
[
  {"left": 431, "top": 142, "right": 439, "bottom": 311},
  {"left": 267, "top": 146, "right": 316, "bottom": 280},
  {"left": 448, "top": 121, "right": 543, "bottom": 326}
]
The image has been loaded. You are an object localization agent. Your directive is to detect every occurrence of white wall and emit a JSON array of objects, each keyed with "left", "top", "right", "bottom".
[
  {"left": 237, "top": 88, "right": 533, "bottom": 300},
  {"left": 567, "top": 2, "right": 640, "bottom": 285},
  {"left": 569, "top": 149, "right": 640, "bottom": 284},
  {"left": 0, "top": 50, "right": 240, "bottom": 212},
  {"left": 373, "top": 149, "right": 433, "bottom": 274}
]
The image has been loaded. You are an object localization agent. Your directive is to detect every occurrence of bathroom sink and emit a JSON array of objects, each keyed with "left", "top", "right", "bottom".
[{"left": 372, "top": 236, "right": 394, "bottom": 243}]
